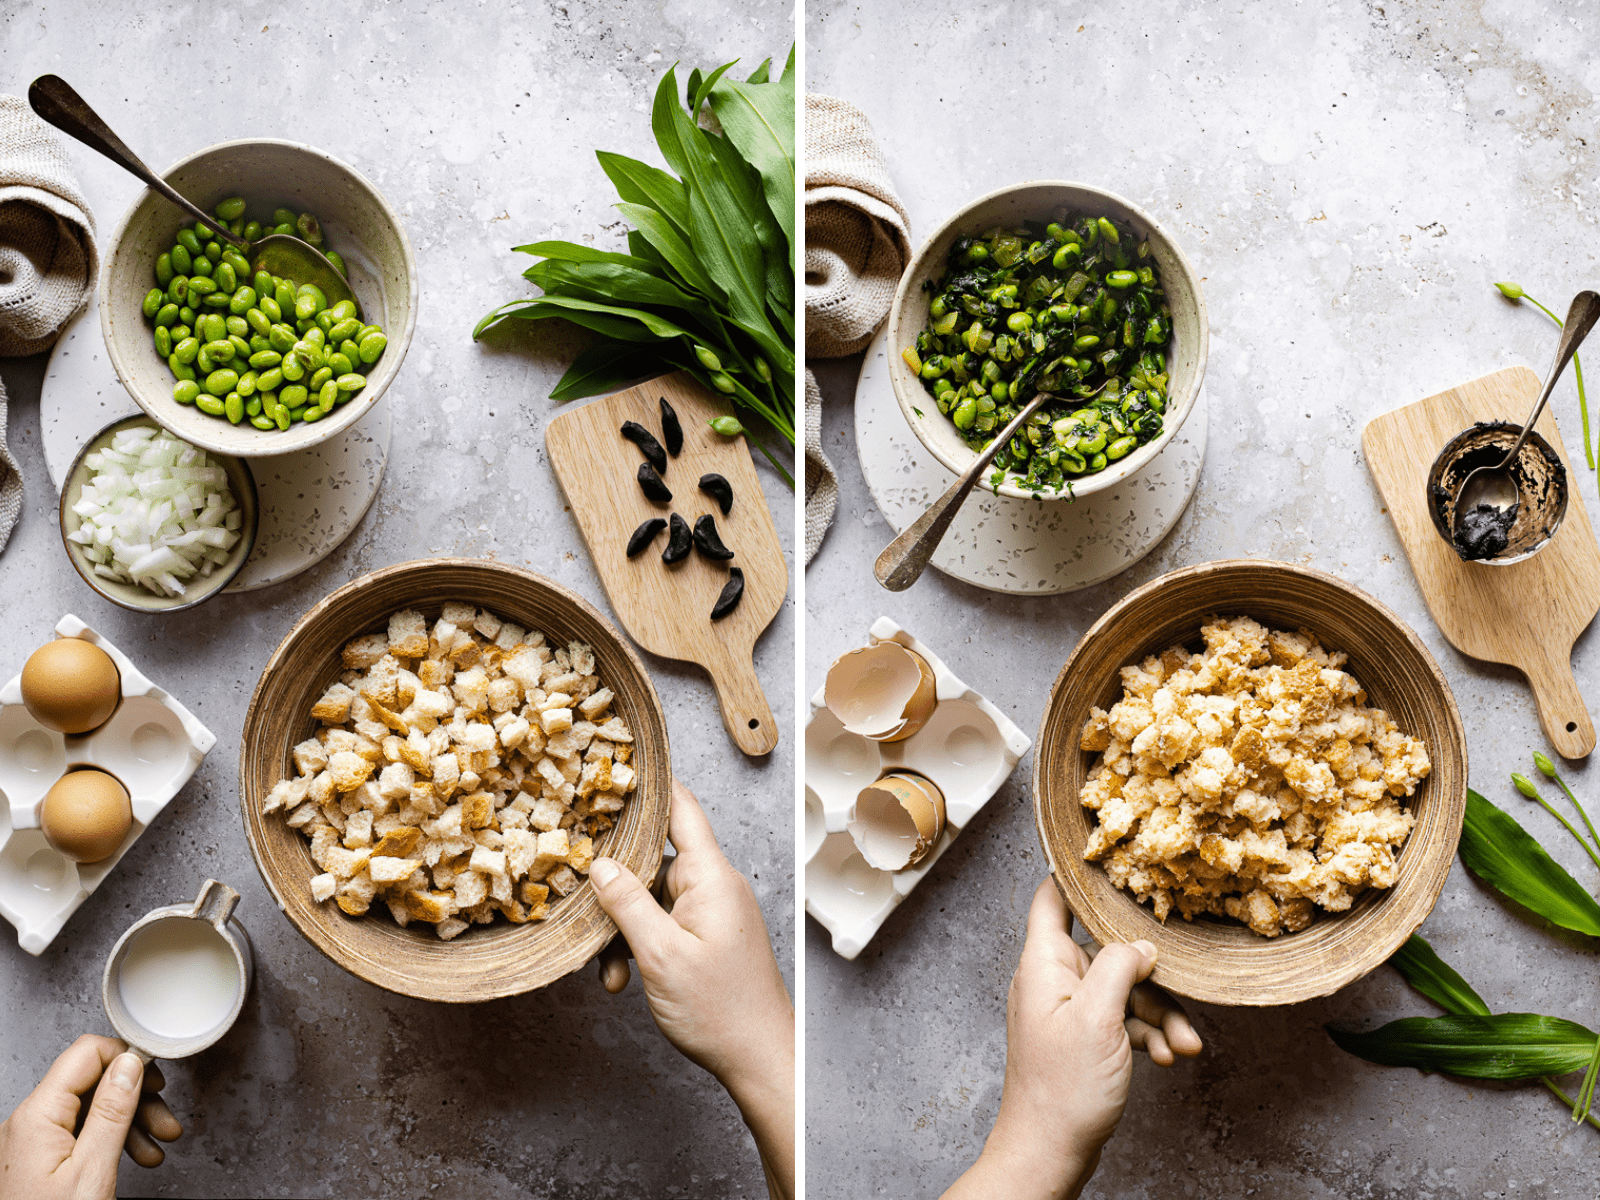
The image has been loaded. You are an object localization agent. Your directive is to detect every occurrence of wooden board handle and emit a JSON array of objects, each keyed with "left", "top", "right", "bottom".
[
  {"left": 1524, "top": 651, "right": 1596, "bottom": 760},
  {"left": 703, "top": 650, "right": 777, "bottom": 757}
]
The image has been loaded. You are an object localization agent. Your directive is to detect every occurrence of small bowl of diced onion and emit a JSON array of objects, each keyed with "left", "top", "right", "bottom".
[{"left": 59, "top": 415, "right": 259, "bottom": 612}]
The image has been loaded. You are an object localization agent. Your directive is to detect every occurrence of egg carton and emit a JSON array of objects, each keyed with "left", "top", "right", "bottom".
[
  {"left": 804, "top": 617, "right": 1031, "bottom": 959},
  {"left": 0, "top": 615, "right": 215, "bottom": 954}
]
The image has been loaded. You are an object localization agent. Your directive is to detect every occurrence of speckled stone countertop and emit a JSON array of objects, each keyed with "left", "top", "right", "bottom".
[
  {"left": 807, "top": 2, "right": 1600, "bottom": 1197},
  {"left": 0, "top": 3, "right": 793, "bottom": 1197}
]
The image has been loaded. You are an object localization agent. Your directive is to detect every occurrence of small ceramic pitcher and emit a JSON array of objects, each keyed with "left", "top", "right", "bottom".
[{"left": 101, "top": 878, "right": 253, "bottom": 1062}]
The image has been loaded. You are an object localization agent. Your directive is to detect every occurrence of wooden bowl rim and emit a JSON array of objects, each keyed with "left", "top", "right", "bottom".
[
  {"left": 1033, "top": 557, "right": 1468, "bottom": 1006},
  {"left": 238, "top": 557, "right": 670, "bottom": 1002}
]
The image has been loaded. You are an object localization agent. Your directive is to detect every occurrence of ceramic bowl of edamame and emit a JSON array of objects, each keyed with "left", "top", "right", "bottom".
[
  {"left": 100, "top": 139, "right": 417, "bottom": 459},
  {"left": 886, "top": 181, "right": 1208, "bottom": 501}
]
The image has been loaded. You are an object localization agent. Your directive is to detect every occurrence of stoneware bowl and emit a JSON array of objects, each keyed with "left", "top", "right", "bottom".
[
  {"left": 238, "top": 558, "right": 670, "bottom": 1002},
  {"left": 1033, "top": 559, "right": 1468, "bottom": 1006},
  {"left": 886, "top": 180, "right": 1208, "bottom": 501},
  {"left": 100, "top": 138, "right": 417, "bottom": 458},
  {"left": 59, "top": 414, "right": 259, "bottom": 612}
]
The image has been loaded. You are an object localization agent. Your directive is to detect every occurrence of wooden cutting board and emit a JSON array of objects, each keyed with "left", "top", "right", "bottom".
[
  {"left": 1363, "top": 366, "right": 1600, "bottom": 759},
  {"left": 546, "top": 371, "right": 786, "bottom": 757}
]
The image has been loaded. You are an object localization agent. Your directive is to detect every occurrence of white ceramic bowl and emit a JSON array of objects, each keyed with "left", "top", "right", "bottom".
[
  {"left": 886, "top": 181, "right": 1209, "bottom": 501},
  {"left": 100, "top": 139, "right": 417, "bottom": 459}
]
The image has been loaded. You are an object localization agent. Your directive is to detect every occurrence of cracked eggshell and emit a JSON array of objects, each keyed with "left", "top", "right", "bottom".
[
  {"left": 846, "top": 771, "right": 946, "bottom": 871},
  {"left": 823, "top": 642, "right": 937, "bottom": 743}
]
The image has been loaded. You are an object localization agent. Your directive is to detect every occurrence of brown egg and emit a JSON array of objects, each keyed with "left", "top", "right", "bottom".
[
  {"left": 20, "top": 638, "right": 121, "bottom": 734},
  {"left": 41, "top": 769, "right": 133, "bottom": 863}
]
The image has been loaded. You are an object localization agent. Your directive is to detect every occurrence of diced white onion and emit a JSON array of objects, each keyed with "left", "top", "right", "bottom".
[{"left": 72, "top": 429, "right": 242, "bottom": 597}]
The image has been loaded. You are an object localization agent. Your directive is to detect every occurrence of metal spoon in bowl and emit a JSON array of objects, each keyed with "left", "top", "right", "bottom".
[
  {"left": 27, "top": 74, "right": 361, "bottom": 319},
  {"left": 874, "top": 390, "right": 1055, "bottom": 590},
  {"left": 1452, "top": 289, "right": 1600, "bottom": 540}
]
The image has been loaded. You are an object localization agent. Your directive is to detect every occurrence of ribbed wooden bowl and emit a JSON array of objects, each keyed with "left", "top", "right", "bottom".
[
  {"left": 1035, "top": 559, "right": 1467, "bottom": 1006},
  {"left": 239, "top": 558, "right": 670, "bottom": 1002}
]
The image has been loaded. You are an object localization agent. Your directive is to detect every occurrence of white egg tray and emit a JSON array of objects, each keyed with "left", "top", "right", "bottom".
[
  {"left": 0, "top": 615, "right": 215, "bottom": 954},
  {"left": 804, "top": 617, "right": 1032, "bottom": 959}
]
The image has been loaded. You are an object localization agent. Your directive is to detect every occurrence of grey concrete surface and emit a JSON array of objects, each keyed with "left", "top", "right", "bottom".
[
  {"left": 806, "top": 2, "right": 1600, "bottom": 1197},
  {"left": 0, "top": 3, "right": 794, "bottom": 1197}
]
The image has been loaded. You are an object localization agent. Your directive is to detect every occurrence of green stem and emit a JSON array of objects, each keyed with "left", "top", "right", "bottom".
[
  {"left": 1524, "top": 293, "right": 1592, "bottom": 470},
  {"left": 1551, "top": 770, "right": 1600, "bottom": 861},
  {"left": 1544, "top": 1077, "right": 1600, "bottom": 1130},
  {"left": 1530, "top": 790, "right": 1600, "bottom": 877},
  {"left": 1577, "top": 1037, "right": 1600, "bottom": 1121},
  {"left": 754, "top": 436, "right": 796, "bottom": 487}
]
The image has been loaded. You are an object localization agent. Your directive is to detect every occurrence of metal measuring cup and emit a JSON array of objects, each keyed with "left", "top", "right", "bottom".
[{"left": 101, "top": 879, "right": 253, "bottom": 1063}]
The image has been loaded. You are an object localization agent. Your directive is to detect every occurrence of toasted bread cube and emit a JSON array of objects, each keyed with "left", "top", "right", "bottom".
[
  {"left": 453, "top": 868, "right": 488, "bottom": 908},
  {"left": 418, "top": 658, "right": 450, "bottom": 691},
  {"left": 286, "top": 802, "right": 319, "bottom": 829},
  {"left": 311, "top": 682, "right": 357, "bottom": 724},
  {"left": 388, "top": 609, "right": 429, "bottom": 658},
  {"left": 576, "top": 756, "right": 613, "bottom": 799},
  {"left": 614, "top": 743, "right": 633, "bottom": 765},
  {"left": 370, "top": 855, "right": 422, "bottom": 886},
  {"left": 459, "top": 721, "right": 496, "bottom": 754},
  {"left": 529, "top": 829, "right": 570, "bottom": 880},
  {"left": 487, "top": 867, "right": 513, "bottom": 903},
  {"left": 435, "top": 917, "right": 469, "bottom": 941},
  {"left": 328, "top": 750, "right": 375, "bottom": 793},
  {"left": 372, "top": 826, "right": 423, "bottom": 859},
  {"left": 292, "top": 738, "right": 328, "bottom": 777},
  {"left": 461, "top": 792, "right": 494, "bottom": 830},
  {"left": 452, "top": 666, "right": 490, "bottom": 713},
  {"left": 566, "top": 835, "right": 595, "bottom": 874},
  {"left": 448, "top": 639, "right": 481, "bottom": 668},
  {"left": 568, "top": 642, "right": 595, "bottom": 676},
  {"left": 385, "top": 898, "right": 412, "bottom": 928},
  {"left": 502, "top": 645, "right": 545, "bottom": 691},
  {"left": 610, "top": 762, "right": 636, "bottom": 793},
  {"left": 263, "top": 775, "right": 306, "bottom": 814},
  {"left": 591, "top": 791, "right": 625, "bottom": 814},
  {"left": 587, "top": 738, "right": 615, "bottom": 762},
  {"left": 325, "top": 846, "right": 372, "bottom": 881},
  {"left": 528, "top": 795, "right": 566, "bottom": 832},
  {"left": 405, "top": 890, "right": 455, "bottom": 923},
  {"left": 363, "top": 655, "right": 401, "bottom": 708},
  {"left": 499, "top": 715, "right": 530, "bottom": 750},
  {"left": 430, "top": 617, "right": 461, "bottom": 656},
  {"left": 343, "top": 809, "right": 374, "bottom": 849},
  {"left": 540, "top": 707, "right": 573, "bottom": 735},
  {"left": 519, "top": 880, "right": 550, "bottom": 912},
  {"left": 466, "top": 901, "right": 496, "bottom": 924},
  {"left": 411, "top": 688, "right": 453, "bottom": 720},
  {"left": 361, "top": 691, "right": 409, "bottom": 735},
  {"left": 546, "top": 864, "right": 581, "bottom": 897},
  {"left": 431, "top": 751, "right": 461, "bottom": 798},
  {"left": 596, "top": 717, "right": 634, "bottom": 744},
  {"left": 310, "top": 872, "right": 337, "bottom": 903},
  {"left": 376, "top": 761, "right": 414, "bottom": 802},
  {"left": 342, "top": 633, "right": 388, "bottom": 669},
  {"left": 442, "top": 601, "right": 477, "bottom": 627},
  {"left": 486, "top": 676, "right": 521, "bottom": 713},
  {"left": 469, "top": 844, "right": 506, "bottom": 876},
  {"left": 578, "top": 688, "right": 614, "bottom": 721},
  {"left": 501, "top": 829, "right": 536, "bottom": 878},
  {"left": 397, "top": 731, "right": 430, "bottom": 774},
  {"left": 425, "top": 804, "right": 465, "bottom": 840},
  {"left": 495, "top": 897, "right": 530, "bottom": 924},
  {"left": 494, "top": 622, "right": 526, "bottom": 650},
  {"left": 397, "top": 668, "right": 421, "bottom": 710},
  {"left": 472, "top": 608, "right": 502, "bottom": 639}
]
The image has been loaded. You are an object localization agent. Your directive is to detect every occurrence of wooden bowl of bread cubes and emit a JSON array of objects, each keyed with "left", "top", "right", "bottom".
[
  {"left": 239, "top": 557, "right": 670, "bottom": 1002},
  {"left": 1034, "top": 559, "right": 1468, "bottom": 1007}
]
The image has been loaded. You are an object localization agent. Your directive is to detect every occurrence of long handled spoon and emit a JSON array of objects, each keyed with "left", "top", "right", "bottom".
[
  {"left": 874, "top": 391, "right": 1055, "bottom": 590},
  {"left": 28, "top": 74, "right": 360, "bottom": 318}
]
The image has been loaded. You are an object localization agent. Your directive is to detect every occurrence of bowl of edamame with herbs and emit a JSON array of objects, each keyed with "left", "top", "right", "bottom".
[
  {"left": 101, "top": 139, "right": 417, "bottom": 459},
  {"left": 887, "top": 182, "right": 1207, "bottom": 501}
]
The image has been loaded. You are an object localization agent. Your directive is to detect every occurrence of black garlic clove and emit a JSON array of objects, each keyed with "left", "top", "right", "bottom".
[
  {"left": 659, "top": 396, "right": 683, "bottom": 456},
  {"left": 662, "top": 513, "right": 692, "bottom": 563},
  {"left": 698, "top": 472, "right": 733, "bottom": 515},
  {"left": 621, "top": 420, "right": 667, "bottom": 474},
  {"left": 692, "top": 514, "right": 735, "bottom": 560},
  {"left": 637, "top": 462, "right": 673, "bottom": 503},
  {"left": 711, "top": 568, "right": 744, "bottom": 620},
  {"left": 626, "top": 517, "right": 667, "bottom": 558}
]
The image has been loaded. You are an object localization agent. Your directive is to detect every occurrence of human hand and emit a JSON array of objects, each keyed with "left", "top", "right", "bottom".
[
  {"left": 0, "top": 1034, "right": 184, "bottom": 1200},
  {"left": 947, "top": 879, "right": 1201, "bottom": 1200},
  {"left": 591, "top": 779, "right": 794, "bottom": 1198}
]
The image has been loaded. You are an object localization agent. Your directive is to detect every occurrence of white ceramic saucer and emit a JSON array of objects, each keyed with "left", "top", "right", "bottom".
[
  {"left": 40, "top": 292, "right": 390, "bottom": 592},
  {"left": 854, "top": 325, "right": 1207, "bottom": 595}
]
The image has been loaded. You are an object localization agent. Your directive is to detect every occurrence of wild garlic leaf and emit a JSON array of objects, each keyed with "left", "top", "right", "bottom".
[
  {"left": 708, "top": 65, "right": 797, "bottom": 265},
  {"left": 548, "top": 342, "right": 664, "bottom": 402},
  {"left": 1389, "top": 935, "right": 1491, "bottom": 1018},
  {"left": 1327, "top": 1013, "right": 1597, "bottom": 1080},
  {"left": 1461, "top": 789, "right": 1600, "bottom": 937},
  {"left": 595, "top": 152, "right": 692, "bottom": 240},
  {"left": 616, "top": 201, "right": 723, "bottom": 301}
]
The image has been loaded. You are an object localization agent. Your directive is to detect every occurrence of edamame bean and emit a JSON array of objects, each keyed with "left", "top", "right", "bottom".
[
  {"left": 178, "top": 306, "right": 195, "bottom": 327},
  {"left": 222, "top": 249, "right": 250, "bottom": 280},
  {"left": 190, "top": 253, "right": 212, "bottom": 278},
  {"left": 250, "top": 414, "right": 276, "bottom": 430},
  {"left": 336, "top": 373, "right": 366, "bottom": 392},
  {"left": 215, "top": 196, "right": 247, "bottom": 221},
  {"left": 249, "top": 350, "right": 281, "bottom": 370},
  {"left": 155, "top": 253, "right": 174, "bottom": 285},
  {"left": 294, "top": 284, "right": 326, "bottom": 320},
  {"left": 174, "top": 337, "right": 199, "bottom": 364},
  {"left": 274, "top": 281, "right": 296, "bottom": 312},
  {"left": 296, "top": 213, "right": 323, "bottom": 246},
  {"left": 272, "top": 208, "right": 296, "bottom": 229},
  {"left": 188, "top": 275, "right": 216, "bottom": 297},
  {"left": 259, "top": 295, "right": 282, "bottom": 324},
  {"left": 327, "top": 352, "right": 353, "bottom": 377},
  {"left": 214, "top": 262, "right": 236, "bottom": 293},
  {"left": 173, "top": 379, "right": 200, "bottom": 405},
  {"left": 176, "top": 228, "right": 202, "bottom": 256},
  {"left": 224, "top": 392, "right": 245, "bottom": 424},
  {"left": 154, "top": 302, "right": 179, "bottom": 328},
  {"left": 1106, "top": 269, "right": 1138, "bottom": 289},
  {"left": 202, "top": 339, "right": 235, "bottom": 363},
  {"left": 257, "top": 366, "right": 283, "bottom": 391},
  {"left": 953, "top": 397, "right": 978, "bottom": 430},
  {"left": 324, "top": 250, "right": 346, "bottom": 277},
  {"left": 246, "top": 308, "right": 271, "bottom": 337},
  {"left": 280, "top": 354, "right": 305, "bottom": 382},
  {"left": 166, "top": 276, "right": 188, "bottom": 305},
  {"left": 142, "top": 288, "right": 164, "bottom": 319},
  {"left": 196, "top": 393, "right": 226, "bottom": 417},
  {"left": 327, "top": 317, "right": 361, "bottom": 344},
  {"left": 309, "top": 366, "right": 333, "bottom": 392},
  {"left": 154, "top": 326, "right": 172, "bottom": 357},
  {"left": 1105, "top": 435, "right": 1137, "bottom": 461},
  {"left": 242, "top": 220, "right": 262, "bottom": 243},
  {"left": 357, "top": 331, "right": 386, "bottom": 363},
  {"left": 228, "top": 334, "right": 251, "bottom": 359},
  {"left": 280, "top": 384, "right": 309, "bottom": 409},
  {"left": 204, "top": 368, "right": 238, "bottom": 396},
  {"left": 238, "top": 370, "right": 258, "bottom": 397},
  {"left": 169, "top": 355, "right": 196, "bottom": 382},
  {"left": 204, "top": 240, "right": 222, "bottom": 262},
  {"left": 315, "top": 380, "right": 339, "bottom": 411},
  {"left": 229, "top": 286, "right": 256, "bottom": 314},
  {"left": 303, "top": 325, "right": 325, "bottom": 349},
  {"left": 338, "top": 339, "right": 360, "bottom": 363}
]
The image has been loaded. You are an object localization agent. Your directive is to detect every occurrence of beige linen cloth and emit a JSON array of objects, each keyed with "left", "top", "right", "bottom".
[
  {"left": 0, "top": 94, "right": 98, "bottom": 553},
  {"left": 804, "top": 94, "right": 910, "bottom": 564}
]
